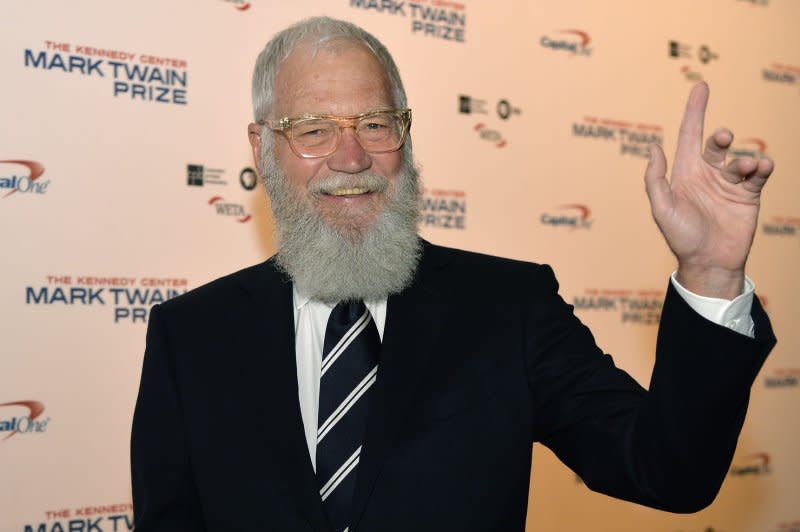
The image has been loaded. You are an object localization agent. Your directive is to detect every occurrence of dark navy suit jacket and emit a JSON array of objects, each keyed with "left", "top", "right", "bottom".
[{"left": 131, "top": 240, "right": 775, "bottom": 531}]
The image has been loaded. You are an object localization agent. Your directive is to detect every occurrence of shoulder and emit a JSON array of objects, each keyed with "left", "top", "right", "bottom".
[
  {"left": 155, "top": 258, "right": 285, "bottom": 318},
  {"left": 420, "top": 240, "right": 559, "bottom": 298},
  {"left": 423, "top": 241, "right": 546, "bottom": 272}
]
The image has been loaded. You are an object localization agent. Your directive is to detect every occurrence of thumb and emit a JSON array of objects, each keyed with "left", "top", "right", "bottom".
[{"left": 644, "top": 144, "right": 672, "bottom": 220}]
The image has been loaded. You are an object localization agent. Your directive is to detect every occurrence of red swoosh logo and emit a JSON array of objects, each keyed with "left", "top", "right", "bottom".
[
  {"left": 559, "top": 203, "right": 591, "bottom": 220},
  {"left": 0, "top": 400, "right": 45, "bottom": 441},
  {"left": 559, "top": 29, "right": 591, "bottom": 48},
  {"left": 1, "top": 160, "right": 45, "bottom": 198},
  {"left": 236, "top": 2, "right": 251, "bottom": 10},
  {"left": 742, "top": 138, "right": 767, "bottom": 154},
  {"left": 208, "top": 195, "right": 224, "bottom": 205},
  {"left": 237, "top": 215, "right": 252, "bottom": 223},
  {"left": 746, "top": 452, "right": 771, "bottom": 467}
]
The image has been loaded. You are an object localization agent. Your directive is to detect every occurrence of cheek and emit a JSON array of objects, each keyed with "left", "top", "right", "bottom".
[
  {"left": 275, "top": 142, "right": 320, "bottom": 190},
  {"left": 374, "top": 152, "right": 403, "bottom": 183}
]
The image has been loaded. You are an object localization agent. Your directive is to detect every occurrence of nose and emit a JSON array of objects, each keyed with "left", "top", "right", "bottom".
[{"left": 326, "top": 127, "right": 372, "bottom": 174}]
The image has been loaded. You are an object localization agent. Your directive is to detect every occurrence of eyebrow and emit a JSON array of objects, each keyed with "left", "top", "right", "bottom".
[{"left": 282, "top": 108, "right": 396, "bottom": 119}]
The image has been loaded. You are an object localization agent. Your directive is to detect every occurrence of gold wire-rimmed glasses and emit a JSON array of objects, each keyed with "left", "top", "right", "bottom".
[{"left": 259, "top": 108, "right": 412, "bottom": 159}]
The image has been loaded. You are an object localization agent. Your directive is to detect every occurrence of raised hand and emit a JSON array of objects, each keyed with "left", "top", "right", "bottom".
[{"left": 644, "top": 82, "right": 774, "bottom": 299}]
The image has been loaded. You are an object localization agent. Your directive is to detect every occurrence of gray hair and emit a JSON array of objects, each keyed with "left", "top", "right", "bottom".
[{"left": 252, "top": 16, "right": 408, "bottom": 121}]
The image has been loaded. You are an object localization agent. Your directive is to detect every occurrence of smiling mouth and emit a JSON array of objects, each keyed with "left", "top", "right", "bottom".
[{"left": 327, "top": 187, "right": 371, "bottom": 196}]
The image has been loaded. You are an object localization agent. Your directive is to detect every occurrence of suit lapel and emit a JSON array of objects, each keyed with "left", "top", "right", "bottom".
[
  {"left": 229, "top": 260, "right": 330, "bottom": 532},
  {"left": 350, "top": 242, "right": 449, "bottom": 530}
]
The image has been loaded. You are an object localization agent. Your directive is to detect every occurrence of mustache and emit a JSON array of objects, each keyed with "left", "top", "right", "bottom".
[{"left": 308, "top": 172, "right": 390, "bottom": 196}]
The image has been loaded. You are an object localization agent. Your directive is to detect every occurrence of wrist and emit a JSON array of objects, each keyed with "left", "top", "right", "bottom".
[{"left": 675, "top": 264, "right": 745, "bottom": 300}]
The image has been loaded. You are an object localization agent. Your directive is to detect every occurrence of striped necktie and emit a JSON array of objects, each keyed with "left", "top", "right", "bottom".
[{"left": 316, "top": 300, "right": 380, "bottom": 532}]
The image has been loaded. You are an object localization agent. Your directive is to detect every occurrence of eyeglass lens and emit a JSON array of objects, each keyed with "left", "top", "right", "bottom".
[{"left": 291, "top": 113, "right": 404, "bottom": 156}]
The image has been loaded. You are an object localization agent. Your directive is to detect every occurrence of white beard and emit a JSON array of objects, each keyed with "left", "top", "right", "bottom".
[{"left": 261, "top": 142, "right": 422, "bottom": 303}]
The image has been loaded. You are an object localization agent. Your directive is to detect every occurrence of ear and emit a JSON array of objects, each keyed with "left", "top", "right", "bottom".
[{"left": 247, "top": 123, "right": 263, "bottom": 176}]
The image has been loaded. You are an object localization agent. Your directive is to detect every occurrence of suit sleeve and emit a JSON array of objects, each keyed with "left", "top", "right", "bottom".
[
  {"left": 131, "top": 304, "right": 207, "bottom": 531},
  {"left": 525, "top": 265, "right": 776, "bottom": 512}
]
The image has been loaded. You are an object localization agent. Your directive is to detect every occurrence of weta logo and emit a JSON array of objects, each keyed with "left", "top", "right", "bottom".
[
  {"left": 208, "top": 196, "right": 251, "bottom": 223},
  {"left": 473, "top": 123, "right": 507, "bottom": 148},
  {"left": 680, "top": 65, "right": 703, "bottom": 82}
]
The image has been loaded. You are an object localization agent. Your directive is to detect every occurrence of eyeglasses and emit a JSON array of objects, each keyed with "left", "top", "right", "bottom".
[{"left": 259, "top": 109, "right": 412, "bottom": 159}]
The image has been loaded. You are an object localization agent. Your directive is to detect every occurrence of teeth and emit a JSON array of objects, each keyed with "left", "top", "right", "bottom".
[{"left": 330, "top": 187, "right": 370, "bottom": 196}]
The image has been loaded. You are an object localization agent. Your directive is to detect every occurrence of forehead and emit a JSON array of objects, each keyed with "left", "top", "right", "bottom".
[{"left": 273, "top": 39, "right": 393, "bottom": 118}]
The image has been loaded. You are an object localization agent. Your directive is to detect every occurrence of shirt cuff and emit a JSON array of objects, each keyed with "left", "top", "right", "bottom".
[{"left": 670, "top": 272, "right": 755, "bottom": 338}]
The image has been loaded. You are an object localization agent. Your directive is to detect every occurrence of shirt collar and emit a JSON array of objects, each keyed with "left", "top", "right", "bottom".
[
  {"left": 291, "top": 284, "right": 386, "bottom": 311},
  {"left": 292, "top": 284, "right": 322, "bottom": 311}
]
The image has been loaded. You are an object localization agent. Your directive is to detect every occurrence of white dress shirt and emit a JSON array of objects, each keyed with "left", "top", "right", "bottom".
[{"left": 293, "top": 274, "right": 756, "bottom": 468}]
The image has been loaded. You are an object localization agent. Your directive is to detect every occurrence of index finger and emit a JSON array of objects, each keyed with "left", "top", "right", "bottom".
[{"left": 675, "top": 82, "right": 710, "bottom": 164}]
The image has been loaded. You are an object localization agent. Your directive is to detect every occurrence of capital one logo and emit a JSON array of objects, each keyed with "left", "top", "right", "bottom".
[
  {"left": 0, "top": 160, "right": 48, "bottom": 198},
  {"left": 540, "top": 29, "right": 593, "bottom": 56},
  {"left": 221, "top": 0, "right": 251, "bottom": 10},
  {"left": 730, "top": 452, "right": 771, "bottom": 476},
  {"left": 540, "top": 204, "right": 592, "bottom": 229},
  {"left": 0, "top": 400, "right": 49, "bottom": 441},
  {"left": 730, "top": 138, "right": 767, "bottom": 158}
]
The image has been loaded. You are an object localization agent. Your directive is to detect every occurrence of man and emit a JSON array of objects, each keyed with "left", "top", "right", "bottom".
[{"left": 131, "top": 16, "right": 776, "bottom": 532}]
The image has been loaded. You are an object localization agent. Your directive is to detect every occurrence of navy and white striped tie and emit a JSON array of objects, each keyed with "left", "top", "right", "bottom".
[{"left": 316, "top": 300, "right": 380, "bottom": 532}]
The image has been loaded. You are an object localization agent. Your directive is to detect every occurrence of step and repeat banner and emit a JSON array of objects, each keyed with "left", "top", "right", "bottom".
[{"left": 1, "top": 0, "right": 798, "bottom": 531}]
